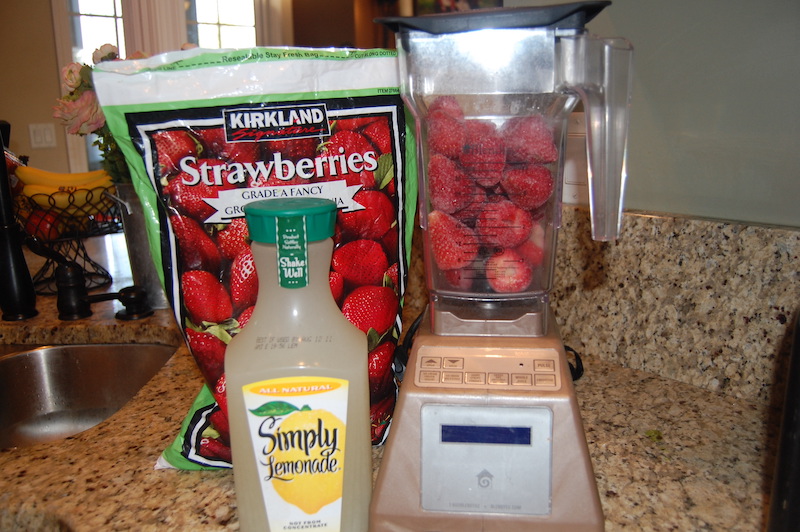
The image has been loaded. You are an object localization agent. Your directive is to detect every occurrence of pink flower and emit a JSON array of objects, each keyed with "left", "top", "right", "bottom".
[
  {"left": 92, "top": 44, "right": 119, "bottom": 64},
  {"left": 52, "top": 90, "right": 105, "bottom": 135},
  {"left": 61, "top": 62, "right": 84, "bottom": 92}
]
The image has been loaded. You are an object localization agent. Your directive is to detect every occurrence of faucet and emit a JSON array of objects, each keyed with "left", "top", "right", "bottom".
[
  {"left": 55, "top": 260, "right": 153, "bottom": 320},
  {"left": 27, "top": 236, "right": 153, "bottom": 321},
  {"left": 0, "top": 127, "right": 38, "bottom": 321}
]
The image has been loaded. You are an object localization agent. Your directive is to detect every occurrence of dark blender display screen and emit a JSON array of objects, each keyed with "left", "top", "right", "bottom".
[{"left": 441, "top": 424, "right": 532, "bottom": 445}]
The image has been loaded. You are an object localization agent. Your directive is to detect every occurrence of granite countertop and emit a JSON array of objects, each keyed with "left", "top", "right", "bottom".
[
  {"left": 0, "top": 235, "right": 778, "bottom": 531},
  {"left": 0, "top": 312, "right": 775, "bottom": 531}
]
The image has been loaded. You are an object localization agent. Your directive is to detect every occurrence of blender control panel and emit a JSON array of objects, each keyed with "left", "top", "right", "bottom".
[
  {"left": 414, "top": 346, "right": 562, "bottom": 392},
  {"left": 420, "top": 404, "right": 553, "bottom": 515}
]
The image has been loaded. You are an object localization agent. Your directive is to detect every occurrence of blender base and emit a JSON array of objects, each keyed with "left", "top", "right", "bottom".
[{"left": 370, "top": 310, "right": 603, "bottom": 531}]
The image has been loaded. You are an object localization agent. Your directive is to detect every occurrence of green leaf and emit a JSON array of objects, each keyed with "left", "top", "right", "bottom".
[
  {"left": 201, "top": 426, "right": 221, "bottom": 440},
  {"left": 249, "top": 401, "right": 300, "bottom": 417},
  {"left": 367, "top": 328, "right": 382, "bottom": 352},
  {"left": 374, "top": 153, "right": 395, "bottom": 190},
  {"left": 185, "top": 319, "right": 234, "bottom": 344},
  {"left": 185, "top": 318, "right": 203, "bottom": 332},
  {"left": 204, "top": 324, "right": 233, "bottom": 344}
]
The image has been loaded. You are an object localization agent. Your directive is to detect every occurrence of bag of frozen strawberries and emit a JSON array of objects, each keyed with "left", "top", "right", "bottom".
[{"left": 93, "top": 47, "right": 416, "bottom": 469}]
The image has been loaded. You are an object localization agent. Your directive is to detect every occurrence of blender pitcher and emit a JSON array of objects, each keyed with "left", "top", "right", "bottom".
[
  {"left": 382, "top": 1, "right": 633, "bottom": 338},
  {"left": 370, "top": 5, "right": 633, "bottom": 530}
]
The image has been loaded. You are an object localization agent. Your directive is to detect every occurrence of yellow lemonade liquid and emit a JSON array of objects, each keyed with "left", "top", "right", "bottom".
[{"left": 226, "top": 199, "right": 371, "bottom": 531}]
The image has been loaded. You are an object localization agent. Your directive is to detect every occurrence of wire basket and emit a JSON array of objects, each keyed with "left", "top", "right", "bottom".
[{"left": 14, "top": 186, "right": 123, "bottom": 294}]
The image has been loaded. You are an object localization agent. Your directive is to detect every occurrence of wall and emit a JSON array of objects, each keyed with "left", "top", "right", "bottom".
[
  {"left": 587, "top": 0, "right": 800, "bottom": 228},
  {"left": 292, "top": 0, "right": 355, "bottom": 48},
  {"left": 0, "top": 0, "right": 70, "bottom": 172},
  {"left": 552, "top": 208, "right": 799, "bottom": 408},
  {"left": 506, "top": 0, "right": 800, "bottom": 228}
]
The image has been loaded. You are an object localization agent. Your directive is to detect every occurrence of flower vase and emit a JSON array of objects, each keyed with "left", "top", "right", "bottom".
[{"left": 116, "top": 183, "right": 169, "bottom": 310}]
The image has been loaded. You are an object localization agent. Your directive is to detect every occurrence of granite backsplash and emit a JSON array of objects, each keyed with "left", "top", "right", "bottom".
[{"left": 403, "top": 207, "right": 800, "bottom": 408}]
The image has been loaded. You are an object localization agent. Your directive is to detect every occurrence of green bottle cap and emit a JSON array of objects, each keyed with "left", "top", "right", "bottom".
[{"left": 243, "top": 198, "right": 337, "bottom": 244}]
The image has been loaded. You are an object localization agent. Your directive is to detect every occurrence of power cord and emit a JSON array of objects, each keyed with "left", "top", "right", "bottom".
[
  {"left": 565, "top": 345, "right": 584, "bottom": 381},
  {"left": 393, "top": 310, "right": 425, "bottom": 382}
]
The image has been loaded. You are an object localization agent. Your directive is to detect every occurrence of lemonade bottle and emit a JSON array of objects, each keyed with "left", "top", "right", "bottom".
[{"left": 226, "top": 197, "right": 372, "bottom": 532}]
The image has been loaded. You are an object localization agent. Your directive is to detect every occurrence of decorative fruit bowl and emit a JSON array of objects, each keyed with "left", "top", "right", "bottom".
[
  {"left": 13, "top": 187, "right": 123, "bottom": 294},
  {"left": 14, "top": 185, "right": 121, "bottom": 241}
]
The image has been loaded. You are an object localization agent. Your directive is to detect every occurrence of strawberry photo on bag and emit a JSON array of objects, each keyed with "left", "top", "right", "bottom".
[{"left": 94, "top": 47, "right": 416, "bottom": 469}]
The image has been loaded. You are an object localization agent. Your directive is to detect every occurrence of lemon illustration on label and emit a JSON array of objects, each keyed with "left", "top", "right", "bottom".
[
  {"left": 243, "top": 376, "right": 350, "bottom": 528},
  {"left": 268, "top": 407, "right": 346, "bottom": 514}
]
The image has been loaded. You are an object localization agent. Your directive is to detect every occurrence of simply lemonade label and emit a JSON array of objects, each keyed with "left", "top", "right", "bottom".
[{"left": 243, "top": 376, "right": 349, "bottom": 531}]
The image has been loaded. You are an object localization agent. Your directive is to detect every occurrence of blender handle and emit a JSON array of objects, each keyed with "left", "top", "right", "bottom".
[{"left": 560, "top": 35, "right": 634, "bottom": 242}]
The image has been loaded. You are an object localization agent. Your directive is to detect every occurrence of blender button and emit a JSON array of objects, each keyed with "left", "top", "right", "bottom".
[
  {"left": 442, "top": 358, "right": 464, "bottom": 369},
  {"left": 419, "top": 371, "right": 441, "bottom": 384},
  {"left": 441, "top": 372, "right": 463, "bottom": 384},
  {"left": 420, "top": 357, "right": 442, "bottom": 369},
  {"left": 512, "top": 374, "right": 532, "bottom": 386},
  {"left": 465, "top": 372, "right": 486, "bottom": 385},
  {"left": 488, "top": 373, "right": 509, "bottom": 385},
  {"left": 535, "top": 360, "right": 556, "bottom": 371},
  {"left": 535, "top": 374, "right": 557, "bottom": 387}
]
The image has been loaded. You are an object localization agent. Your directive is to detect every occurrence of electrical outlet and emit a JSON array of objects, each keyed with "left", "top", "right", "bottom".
[{"left": 29, "top": 123, "right": 57, "bottom": 149}]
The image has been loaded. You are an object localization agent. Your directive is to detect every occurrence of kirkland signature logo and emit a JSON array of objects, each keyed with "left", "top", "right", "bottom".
[{"left": 224, "top": 104, "right": 330, "bottom": 142}]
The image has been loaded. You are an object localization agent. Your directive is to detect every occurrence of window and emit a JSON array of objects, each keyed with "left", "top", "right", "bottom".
[
  {"left": 64, "top": 0, "right": 128, "bottom": 170},
  {"left": 67, "top": 0, "right": 126, "bottom": 64},
  {"left": 185, "top": 0, "right": 257, "bottom": 49},
  {"left": 53, "top": 0, "right": 291, "bottom": 172}
]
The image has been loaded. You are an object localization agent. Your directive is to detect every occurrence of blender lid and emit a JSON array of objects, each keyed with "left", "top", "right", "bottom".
[{"left": 378, "top": 1, "right": 610, "bottom": 35}]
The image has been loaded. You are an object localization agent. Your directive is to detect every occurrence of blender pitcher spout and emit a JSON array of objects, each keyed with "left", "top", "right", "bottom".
[{"left": 559, "top": 35, "right": 634, "bottom": 241}]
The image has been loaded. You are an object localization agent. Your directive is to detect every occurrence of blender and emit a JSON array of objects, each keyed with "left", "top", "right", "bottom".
[{"left": 371, "top": 2, "right": 632, "bottom": 531}]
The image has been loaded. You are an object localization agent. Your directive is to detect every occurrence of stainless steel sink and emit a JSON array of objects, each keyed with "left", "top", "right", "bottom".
[{"left": 0, "top": 343, "right": 176, "bottom": 448}]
